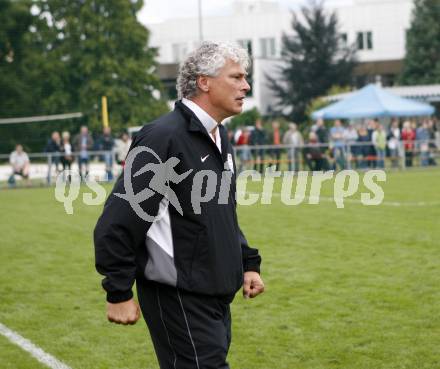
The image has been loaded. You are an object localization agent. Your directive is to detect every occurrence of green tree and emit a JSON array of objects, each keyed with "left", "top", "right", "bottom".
[
  {"left": 229, "top": 107, "right": 260, "bottom": 131},
  {"left": 267, "top": 1, "right": 356, "bottom": 124},
  {"left": 31, "top": 0, "right": 169, "bottom": 131},
  {"left": 0, "top": 0, "right": 34, "bottom": 118},
  {"left": 304, "top": 84, "right": 351, "bottom": 123},
  {"left": 0, "top": 0, "right": 169, "bottom": 152},
  {"left": 400, "top": 0, "right": 440, "bottom": 85},
  {"left": 0, "top": 0, "right": 42, "bottom": 152}
]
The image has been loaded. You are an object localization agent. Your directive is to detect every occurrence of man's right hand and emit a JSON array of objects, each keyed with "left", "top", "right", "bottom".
[{"left": 107, "top": 298, "right": 141, "bottom": 325}]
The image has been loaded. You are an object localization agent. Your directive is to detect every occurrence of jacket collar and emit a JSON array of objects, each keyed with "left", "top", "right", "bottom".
[
  {"left": 175, "top": 100, "right": 230, "bottom": 163},
  {"left": 174, "top": 100, "right": 212, "bottom": 134},
  {"left": 181, "top": 98, "right": 219, "bottom": 135}
]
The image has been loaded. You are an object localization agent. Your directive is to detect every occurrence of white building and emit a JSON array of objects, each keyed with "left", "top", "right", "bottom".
[{"left": 146, "top": 0, "right": 415, "bottom": 114}]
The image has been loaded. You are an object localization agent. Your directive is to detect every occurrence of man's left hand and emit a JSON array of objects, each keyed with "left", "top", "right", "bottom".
[{"left": 243, "top": 271, "right": 265, "bottom": 299}]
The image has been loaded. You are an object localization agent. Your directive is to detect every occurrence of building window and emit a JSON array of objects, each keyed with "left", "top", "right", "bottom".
[
  {"left": 237, "top": 39, "right": 253, "bottom": 96},
  {"left": 237, "top": 39, "right": 253, "bottom": 56},
  {"left": 356, "top": 32, "right": 364, "bottom": 50},
  {"left": 163, "top": 79, "right": 178, "bottom": 100},
  {"left": 340, "top": 33, "right": 348, "bottom": 46},
  {"left": 366, "top": 31, "right": 373, "bottom": 50},
  {"left": 260, "top": 37, "right": 276, "bottom": 58},
  {"left": 356, "top": 31, "right": 373, "bottom": 50}
]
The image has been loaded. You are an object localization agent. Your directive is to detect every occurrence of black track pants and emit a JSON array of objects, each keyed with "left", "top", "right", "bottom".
[{"left": 136, "top": 280, "right": 234, "bottom": 369}]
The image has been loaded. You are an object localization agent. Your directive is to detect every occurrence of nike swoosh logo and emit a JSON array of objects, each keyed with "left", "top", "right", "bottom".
[{"left": 201, "top": 154, "right": 209, "bottom": 162}]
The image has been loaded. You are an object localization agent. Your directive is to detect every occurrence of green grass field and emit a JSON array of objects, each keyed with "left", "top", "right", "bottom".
[{"left": 1, "top": 169, "right": 440, "bottom": 369}]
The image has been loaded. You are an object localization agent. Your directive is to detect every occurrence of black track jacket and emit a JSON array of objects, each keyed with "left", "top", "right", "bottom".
[{"left": 94, "top": 101, "right": 262, "bottom": 303}]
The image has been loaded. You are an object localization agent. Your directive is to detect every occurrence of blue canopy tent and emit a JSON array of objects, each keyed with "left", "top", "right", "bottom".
[{"left": 312, "top": 84, "right": 435, "bottom": 119}]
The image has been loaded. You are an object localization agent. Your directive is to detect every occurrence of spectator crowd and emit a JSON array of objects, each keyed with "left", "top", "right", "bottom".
[
  {"left": 7, "top": 126, "right": 132, "bottom": 186},
  {"left": 233, "top": 117, "right": 439, "bottom": 172},
  {"left": 4, "top": 117, "right": 440, "bottom": 186}
]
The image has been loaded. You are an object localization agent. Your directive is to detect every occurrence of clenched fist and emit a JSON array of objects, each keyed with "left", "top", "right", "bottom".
[
  {"left": 107, "top": 299, "right": 141, "bottom": 325},
  {"left": 243, "top": 271, "right": 265, "bottom": 299}
]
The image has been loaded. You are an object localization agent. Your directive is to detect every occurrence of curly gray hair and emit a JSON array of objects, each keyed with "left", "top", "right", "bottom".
[{"left": 176, "top": 41, "right": 250, "bottom": 99}]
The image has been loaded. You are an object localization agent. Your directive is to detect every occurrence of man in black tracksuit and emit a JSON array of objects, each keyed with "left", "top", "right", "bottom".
[{"left": 94, "top": 42, "right": 264, "bottom": 369}]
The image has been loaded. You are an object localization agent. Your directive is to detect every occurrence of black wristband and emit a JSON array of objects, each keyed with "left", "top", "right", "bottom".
[{"left": 106, "top": 290, "right": 133, "bottom": 303}]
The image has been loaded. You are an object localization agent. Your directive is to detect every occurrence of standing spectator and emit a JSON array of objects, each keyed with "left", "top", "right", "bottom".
[
  {"left": 387, "top": 119, "right": 401, "bottom": 168},
  {"left": 357, "top": 125, "right": 370, "bottom": 169},
  {"left": 45, "top": 131, "right": 61, "bottom": 183},
  {"left": 314, "top": 118, "right": 330, "bottom": 169},
  {"left": 416, "top": 120, "right": 430, "bottom": 166},
  {"left": 283, "top": 122, "right": 304, "bottom": 171},
  {"left": 73, "top": 126, "right": 94, "bottom": 180},
  {"left": 60, "top": 131, "right": 74, "bottom": 181},
  {"left": 8, "top": 144, "right": 30, "bottom": 187},
  {"left": 315, "top": 118, "right": 328, "bottom": 147},
  {"left": 434, "top": 118, "right": 440, "bottom": 152},
  {"left": 366, "top": 119, "right": 377, "bottom": 168},
  {"left": 427, "top": 119, "right": 437, "bottom": 166},
  {"left": 236, "top": 127, "right": 249, "bottom": 146},
  {"left": 98, "top": 126, "right": 115, "bottom": 181},
  {"left": 303, "top": 132, "right": 326, "bottom": 171},
  {"left": 235, "top": 127, "right": 251, "bottom": 172},
  {"left": 268, "top": 120, "right": 282, "bottom": 170},
  {"left": 372, "top": 124, "right": 387, "bottom": 168},
  {"left": 250, "top": 118, "right": 267, "bottom": 173},
  {"left": 115, "top": 131, "right": 132, "bottom": 168},
  {"left": 330, "top": 119, "right": 346, "bottom": 170},
  {"left": 343, "top": 124, "right": 358, "bottom": 168},
  {"left": 233, "top": 126, "right": 243, "bottom": 144},
  {"left": 401, "top": 120, "right": 416, "bottom": 167}
]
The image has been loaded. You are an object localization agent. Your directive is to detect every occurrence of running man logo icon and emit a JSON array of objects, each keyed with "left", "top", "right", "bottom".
[{"left": 114, "top": 146, "right": 192, "bottom": 222}]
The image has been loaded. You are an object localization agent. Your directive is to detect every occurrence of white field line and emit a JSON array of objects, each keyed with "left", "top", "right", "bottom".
[
  {"left": 240, "top": 192, "right": 440, "bottom": 207},
  {"left": 0, "top": 322, "right": 72, "bottom": 369}
]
